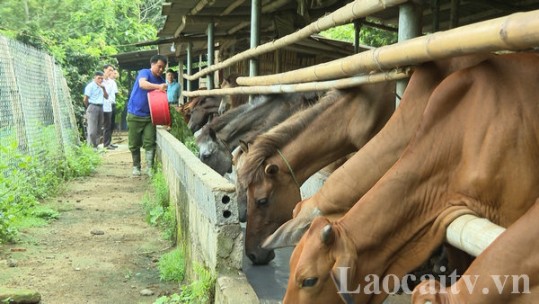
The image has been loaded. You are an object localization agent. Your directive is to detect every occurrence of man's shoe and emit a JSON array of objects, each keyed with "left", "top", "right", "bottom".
[
  {"left": 132, "top": 167, "right": 141, "bottom": 176},
  {"left": 106, "top": 145, "right": 116, "bottom": 150},
  {"left": 110, "top": 144, "right": 118, "bottom": 148}
]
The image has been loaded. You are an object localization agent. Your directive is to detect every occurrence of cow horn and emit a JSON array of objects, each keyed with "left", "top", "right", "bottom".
[{"left": 320, "top": 224, "right": 334, "bottom": 246}]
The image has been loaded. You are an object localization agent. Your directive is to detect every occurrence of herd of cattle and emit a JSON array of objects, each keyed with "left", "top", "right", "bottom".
[{"left": 177, "top": 52, "right": 539, "bottom": 303}]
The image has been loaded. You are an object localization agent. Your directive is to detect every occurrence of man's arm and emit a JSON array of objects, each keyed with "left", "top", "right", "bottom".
[
  {"left": 101, "top": 85, "right": 109, "bottom": 99},
  {"left": 139, "top": 77, "right": 167, "bottom": 92},
  {"left": 83, "top": 95, "right": 89, "bottom": 107}
]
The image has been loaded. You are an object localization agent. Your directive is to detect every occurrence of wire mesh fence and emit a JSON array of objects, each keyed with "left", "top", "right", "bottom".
[{"left": 0, "top": 35, "right": 80, "bottom": 166}]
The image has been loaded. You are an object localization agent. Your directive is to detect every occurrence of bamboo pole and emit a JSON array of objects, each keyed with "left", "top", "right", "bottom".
[
  {"left": 237, "top": 10, "right": 539, "bottom": 86},
  {"left": 446, "top": 214, "right": 505, "bottom": 257},
  {"left": 182, "top": 69, "right": 410, "bottom": 97},
  {"left": 183, "top": 0, "right": 407, "bottom": 81}
]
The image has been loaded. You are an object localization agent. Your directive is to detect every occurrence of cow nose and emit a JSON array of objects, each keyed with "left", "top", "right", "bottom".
[
  {"left": 247, "top": 253, "right": 257, "bottom": 263},
  {"left": 247, "top": 249, "right": 276, "bottom": 265},
  {"left": 239, "top": 210, "right": 247, "bottom": 223}
]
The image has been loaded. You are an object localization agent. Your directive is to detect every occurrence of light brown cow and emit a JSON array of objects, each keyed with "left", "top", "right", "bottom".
[
  {"left": 263, "top": 54, "right": 492, "bottom": 250},
  {"left": 237, "top": 81, "right": 396, "bottom": 264},
  {"left": 272, "top": 53, "right": 539, "bottom": 304},
  {"left": 412, "top": 199, "right": 539, "bottom": 304},
  {"left": 218, "top": 74, "right": 249, "bottom": 115}
]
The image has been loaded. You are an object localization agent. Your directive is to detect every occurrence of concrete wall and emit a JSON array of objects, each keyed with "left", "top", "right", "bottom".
[
  {"left": 157, "top": 129, "right": 261, "bottom": 303},
  {"left": 156, "top": 128, "right": 329, "bottom": 303},
  {"left": 157, "top": 129, "right": 243, "bottom": 273}
]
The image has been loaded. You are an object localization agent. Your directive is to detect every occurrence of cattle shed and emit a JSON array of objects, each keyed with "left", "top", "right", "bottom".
[{"left": 126, "top": 1, "right": 539, "bottom": 303}]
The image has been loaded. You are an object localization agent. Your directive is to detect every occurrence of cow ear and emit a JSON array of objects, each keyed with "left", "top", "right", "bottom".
[
  {"left": 320, "top": 224, "right": 335, "bottom": 246},
  {"left": 331, "top": 256, "right": 358, "bottom": 304},
  {"left": 262, "top": 216, "right": 312, "bottom": 249},
  {"left": 264, "top": 163, "right": 279, "bottom": 176},
  {"left": 239, "top": 140, "right": 249, "bottom": 154}
]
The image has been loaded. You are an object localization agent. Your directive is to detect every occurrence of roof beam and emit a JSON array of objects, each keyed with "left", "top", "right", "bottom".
[
  {"left": 191, "top": 0, "right": 217, "bottom": 15},
  {"left": 221, "top": 0, "right": 247, "bottom": 16}
]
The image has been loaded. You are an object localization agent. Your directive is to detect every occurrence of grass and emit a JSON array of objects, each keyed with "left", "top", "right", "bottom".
[
  {"left": 154, "top": 262, "right": 216, "bottom": 304},
  {"left": 142, "top": 164, "right": 215, "bottom": 304},
  {"left": 141, "top": 168, "right": 176, "bottom": 241},
  {"left": 158, "top": 248, "right": 186, "bottom": 282}
]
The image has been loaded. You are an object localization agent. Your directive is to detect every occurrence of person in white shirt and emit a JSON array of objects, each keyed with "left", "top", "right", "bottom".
[
  {"left": 102, "top": 64, "right": 119, "bottom": 150},
  {"left": 83, "top": 71, "right": 108, "bottom": 149}
]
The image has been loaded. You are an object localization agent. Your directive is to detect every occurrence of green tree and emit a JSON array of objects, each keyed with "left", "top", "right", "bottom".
[
  {"left": 320, "top": 20, "right": 397, "bottom": 47},
  {"left": 0, "top": 0, "right": 164, "bottom": 136}
]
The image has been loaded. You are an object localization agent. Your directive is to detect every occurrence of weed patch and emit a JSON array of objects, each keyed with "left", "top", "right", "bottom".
[{"left": 0, "top": 129, "right": 100, "bottom": 244}]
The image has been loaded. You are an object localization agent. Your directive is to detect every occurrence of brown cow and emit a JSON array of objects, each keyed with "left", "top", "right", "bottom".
[
  {"left": 238, "top": 81, "right": 396, "bottom": 264},
  {"left": 262, "top": 54, "right": 492, "bottom": 250},
  {"left": 218, "top": 74, "right": 249, "bottom": 115},
  {"left": 412, "top": 199, "right": 539, "bottom": 304},
  {"left": 270, "top": 53, "right": 539, "bottom": 303}
]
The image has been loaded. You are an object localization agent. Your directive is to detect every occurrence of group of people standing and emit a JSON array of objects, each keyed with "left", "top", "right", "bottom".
[
  {"left": 83, "top": 55, "right": 181, "bottom": 177},
  {"left": 83, "top": 64, "right": 119, "bottom": 151}
]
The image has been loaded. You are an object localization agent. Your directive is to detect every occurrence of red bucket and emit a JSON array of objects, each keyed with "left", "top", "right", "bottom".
[{"left": 148, "top": 90, "right": 171, "bottom": 126}]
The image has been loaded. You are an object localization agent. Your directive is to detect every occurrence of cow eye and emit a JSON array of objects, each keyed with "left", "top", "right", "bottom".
[
  {"left": 256, "top": 198, "right": 268, "bottom": 206},
  {"left": 301, "top": 277, "right": 318, "bottom": 288}
]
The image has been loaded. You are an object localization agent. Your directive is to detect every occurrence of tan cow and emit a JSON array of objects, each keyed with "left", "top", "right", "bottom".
[
  {"left": 412, "top": 199, "right": 539, "bottom": 304},
  {"left": 263, "top": 54, "right": 493, "bottom": 250},
  {"left": 271, "top": 53, "right": 539, "bottom": 304},
  {"left": 237, "top": 81, "right": 396, "bottom": 264}
]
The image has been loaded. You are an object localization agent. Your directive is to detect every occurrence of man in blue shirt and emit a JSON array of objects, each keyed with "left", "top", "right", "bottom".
[
  {"left": 127, "top": 54, "right": 168, "bottom": 176},
  {"left": 166, "top": 69, "right": 181, "bottom": 105},
  {"left": 83, "top": 71, "right": 108, "bottom": 149}
]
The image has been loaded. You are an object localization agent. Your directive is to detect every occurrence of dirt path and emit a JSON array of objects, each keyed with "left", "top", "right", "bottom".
[{"left": 0, "top": 134, "right": 179, "bottom": 304}]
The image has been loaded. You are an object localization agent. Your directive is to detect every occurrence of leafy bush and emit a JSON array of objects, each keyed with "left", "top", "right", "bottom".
[
  {"left": 158, "top": 248, "right": 186, "bottom": 282},
  {"left": 154, "top": 263, "right": 216, "bottom": 304},
  {"left": 141, "top": 168, "right": 176, "bottom": 240},
  {"left": 168, "top": 108, "right": 198, "bottom": 155},
  {"left": 0, "top": 129, "right": 100, "bottom": 244}
]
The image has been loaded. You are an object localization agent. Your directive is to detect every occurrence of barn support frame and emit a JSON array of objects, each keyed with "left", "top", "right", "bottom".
[
  {"left": 207, "top": 22, "right": 215, "bottom": 90},
  {"left": 186, "top": 42, "right": 193, "bottom": 93},
  {"left": 396, "top": 1, "right": 422, "bottom": 107}
]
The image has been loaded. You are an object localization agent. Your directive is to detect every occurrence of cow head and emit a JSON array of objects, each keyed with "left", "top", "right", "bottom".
[
  {"left": 196, "top": 126, "right": 232, "bottom": 176},
  {"left": 282, "top": 216, "right": 358, "bottom": 304},
  {"left": 233, "top": 142, "right": 248, "bottom": 222},
  {"left": 240, "top": 154, "right": 302, "bottom": 264},
  {"left": 187, "top": 96, "right": 221, "bottom": 133}
]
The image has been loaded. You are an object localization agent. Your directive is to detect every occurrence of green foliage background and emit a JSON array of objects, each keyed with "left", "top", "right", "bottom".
[
  {"left": 0, "top": 0, "right": 165, "bottom": 134},
  {"left": 320, "top": 21, "right": 397, "bottom": 47}
]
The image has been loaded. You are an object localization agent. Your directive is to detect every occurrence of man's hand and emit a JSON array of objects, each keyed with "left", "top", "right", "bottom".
[{"left": 158, "top": 83, "right": 168, "bottom": 92}]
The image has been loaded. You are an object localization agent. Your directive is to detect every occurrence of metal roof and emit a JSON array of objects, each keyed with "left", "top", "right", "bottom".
[
  {"left": 159, "top": 0, "right": 539, "bottom": 41},
  {"left": 115, "top": 0, "right": 539, "bottom": 71}
]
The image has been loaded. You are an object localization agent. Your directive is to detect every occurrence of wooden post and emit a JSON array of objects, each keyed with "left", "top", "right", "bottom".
[
  {"left": 250, "top": 0, "right": 260, "bottom": 78},
  {"left": 432, "top": 0, "right": 440, "bottom": 31},
  {"left": 395, "top": 1, "right": 422, "bottom": 107},
  {"left": 249, "top": 0, "right": 261, "bottom": 103},
  {"left": 450, "top": 0, "right": 460, "bottom": 29},
  {"left": 178, "top": 58, "right": 185, "bottom": 105},
  {"left": 186, "top": 42, "right": 193, "bottom": 93},
  {"left": 207, "top": 22, "right": 215, "bottom": 90},
  {"left": 353, "top": 19, "right": 363, "bottom": 54}
]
